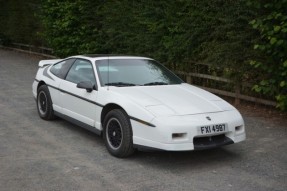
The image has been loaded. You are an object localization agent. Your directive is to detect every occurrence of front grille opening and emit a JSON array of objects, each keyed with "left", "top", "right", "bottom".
[{"left": 193, "top": 134, "right": 233, "bottom": 150}]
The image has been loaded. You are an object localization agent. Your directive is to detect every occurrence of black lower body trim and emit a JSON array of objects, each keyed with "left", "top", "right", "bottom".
[
  {"left": 193, "top": 134, "right": 234, "bottom": 150},
  {"left": 133, "top": 144, "right": 164, "bottom": 151},
  {"left": 54, "top": 111, "right": 102, "bottom": 136}
]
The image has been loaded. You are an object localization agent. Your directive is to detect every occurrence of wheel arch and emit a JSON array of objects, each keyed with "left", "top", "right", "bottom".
[
  {"left": 36, "top": 82, "right": 55, "bottom": 120},
  {"left": 101, "top": 103, "right": 126, "bottom": 126},
  {"left": 37, "top": 80, "right": 46, "bottom": 90},
  {"left": 101, "top": 103, "right": 135, "bottom": 157}
]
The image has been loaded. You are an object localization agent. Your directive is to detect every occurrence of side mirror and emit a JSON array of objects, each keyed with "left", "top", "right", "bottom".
[{"left": 77, "top": 81, "right": 94, "bottom": 92}]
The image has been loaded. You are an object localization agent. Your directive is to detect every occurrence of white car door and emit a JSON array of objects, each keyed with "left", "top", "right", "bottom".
[{"left": 59, "top": 59, "right": 98, "bottom": 127}]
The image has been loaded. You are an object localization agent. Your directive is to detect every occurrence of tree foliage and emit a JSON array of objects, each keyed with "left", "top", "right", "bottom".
[
  {"left": 1, "top": 0, "right": 286, "bottom": 110},
  {"left": 40, "top": 1, "right": 255, "bottom": 69},
  {"left": 39, "top": 0, "right": 106, "bottom": 56},
  {"left": 249, "top": 0, "right": 287, "bottom": 110},
  {"left": 0, "top": 0, "right": 41, "bottom": 45}
]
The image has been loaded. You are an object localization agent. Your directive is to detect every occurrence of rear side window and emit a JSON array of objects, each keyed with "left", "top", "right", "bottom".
[{"left": 50, "top": 58, "right": 76, "bottom": 79}]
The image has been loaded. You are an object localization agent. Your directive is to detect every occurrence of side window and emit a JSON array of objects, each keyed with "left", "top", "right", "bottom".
[
  {"left": 65, "top": 59, "right": 97, "bottom": 85},
  {"left": 50, "top": 59, "right": 75, "bottom": 79}
]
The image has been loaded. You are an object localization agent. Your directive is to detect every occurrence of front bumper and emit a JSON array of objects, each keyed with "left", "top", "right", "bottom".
[{"left": 132, "top": 110, "right": 246, "bottom": 151}]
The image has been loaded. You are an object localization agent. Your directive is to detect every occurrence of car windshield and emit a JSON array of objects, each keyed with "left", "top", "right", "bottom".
[{"left": 96, "top": 59, "right": 183, "bottom": 87}]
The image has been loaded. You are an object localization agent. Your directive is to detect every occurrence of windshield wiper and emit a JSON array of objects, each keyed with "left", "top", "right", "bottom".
[
  {"left": 105, "top": 82, "right": 136, "bottom": 87},
  {"left": 143, "top": 82, "right": 168, "bottom": 86}
]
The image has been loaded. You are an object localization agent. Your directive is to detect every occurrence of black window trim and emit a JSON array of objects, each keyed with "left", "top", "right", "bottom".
[{"left": 64, "top": 58, "right": 99, "bottom": 91}]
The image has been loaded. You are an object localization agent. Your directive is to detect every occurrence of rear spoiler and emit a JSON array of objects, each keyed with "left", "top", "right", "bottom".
[{"left": 38, "top": 59, "right": 62, "bottom": 67}]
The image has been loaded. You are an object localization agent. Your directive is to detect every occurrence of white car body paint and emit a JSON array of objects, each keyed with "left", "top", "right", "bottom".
[
  {"left": 38, "top": 59, "right": 63, "bottom": 67},
  {"left": 32, "top": 55, "right": 246, "bottom": 151}
]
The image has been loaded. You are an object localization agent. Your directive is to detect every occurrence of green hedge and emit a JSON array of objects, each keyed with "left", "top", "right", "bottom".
[
  {"left": 40, "top": 0, "right": 256, "bottom": 68},
  {"left": 1, "top": 0, "right": 286, "bottom": 110},
  {"left": 0, "top": 0, "right": 41, "bottom": 45},
  {"left": 249, "top": 0, "right": 287, "bottom": 110}
]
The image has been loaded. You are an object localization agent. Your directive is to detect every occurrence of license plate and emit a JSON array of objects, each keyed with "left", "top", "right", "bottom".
[{"left": 198, "top": 123, "right": 228, "bottom": 135}]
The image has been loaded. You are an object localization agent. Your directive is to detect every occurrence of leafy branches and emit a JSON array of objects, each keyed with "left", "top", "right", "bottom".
[
  {"left": 249, "top": 0, "right": 287, "bottom": 110},
  {"left": 37, "top": 0, "right": 287, "bottom": 110}
]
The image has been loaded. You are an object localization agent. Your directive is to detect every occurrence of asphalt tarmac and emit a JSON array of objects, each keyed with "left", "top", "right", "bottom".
[{"left": 0, "top": 49, "right": 286, "bottom": 191}]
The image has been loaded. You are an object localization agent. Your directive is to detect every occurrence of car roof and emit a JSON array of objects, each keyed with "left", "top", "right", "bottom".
[
  {"left": 82, "top": 54, "right": 128, "bottom": 58},
  {"left": 70, "top": 54, "right": 153, "bottom": 61}
]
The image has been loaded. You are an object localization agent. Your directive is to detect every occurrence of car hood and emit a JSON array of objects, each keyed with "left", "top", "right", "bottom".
[{"left": 110, "top": 83, "right": 235, "bottom": 116}]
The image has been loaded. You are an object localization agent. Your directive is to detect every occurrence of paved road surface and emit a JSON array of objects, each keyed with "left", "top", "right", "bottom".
[{"left": 0, "top": 49, "right": 286, "bottom": 191}]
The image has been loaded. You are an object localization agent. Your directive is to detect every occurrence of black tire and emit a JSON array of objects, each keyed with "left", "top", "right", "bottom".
[
  {"left": 37, "top": 85, "right": 55, "bottom": 120},
  {"left": 103, "top": 109, "right": 135, "bottom": 158}
]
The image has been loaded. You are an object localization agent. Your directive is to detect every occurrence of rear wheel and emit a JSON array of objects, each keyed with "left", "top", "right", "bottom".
[
  {"left": 103, "top": 109, "right": 134, "bottom": 157},
  {"left": 37, "top": 85, "right": 55, "bottom": 120}
]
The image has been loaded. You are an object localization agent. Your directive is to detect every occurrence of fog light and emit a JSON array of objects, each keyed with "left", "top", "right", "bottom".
[
  {"left": 172, "top": 133, "right": 187, "bottom": 140},
  {"left": 235, "top": 125, "right": 243, "bottom": 131}
]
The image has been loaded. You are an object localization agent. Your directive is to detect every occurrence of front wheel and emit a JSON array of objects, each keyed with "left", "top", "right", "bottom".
[
  {"left": 103, "top": 109, "right": 134, "bottom": 158},
  {"left": 37, "top": 85, "right": 55, "bottom": 120}
]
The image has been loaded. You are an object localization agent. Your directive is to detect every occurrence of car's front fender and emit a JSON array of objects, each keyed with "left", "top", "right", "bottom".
[{"left": 97, "top": 87, "right": 156, "bottom": 126}]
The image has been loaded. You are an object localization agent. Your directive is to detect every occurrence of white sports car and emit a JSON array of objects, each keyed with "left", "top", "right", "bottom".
[{"left": 32, "top": 55, "right": 246, "bottom": 157}]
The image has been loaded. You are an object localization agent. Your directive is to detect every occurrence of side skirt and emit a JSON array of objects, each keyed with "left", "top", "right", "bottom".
[{"left": 54, "top": 111, "right": 102, "bottom": 136}]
